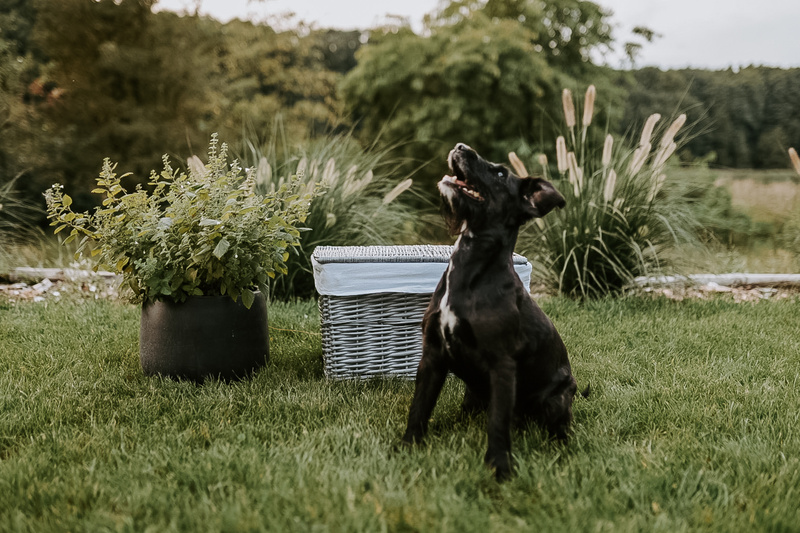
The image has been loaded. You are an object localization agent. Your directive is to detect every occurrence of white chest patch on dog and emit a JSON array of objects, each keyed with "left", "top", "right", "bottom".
[{"left": 439, "top": 264, "right": 458, "bottom": 342}]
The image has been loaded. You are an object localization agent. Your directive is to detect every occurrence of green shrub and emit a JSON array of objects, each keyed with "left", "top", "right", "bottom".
[
  {"left": 516, "top": 86, "right": 702, "bottom": 297},
  {"left": 240, "top": 131, "right": 425, "bottom": 299},
  {"left": 44, "top": 135, "right": 316, "bottom": 307}
]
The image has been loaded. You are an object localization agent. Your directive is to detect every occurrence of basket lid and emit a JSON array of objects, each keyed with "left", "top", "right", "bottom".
[{"left": 311, "top": 245, "right": 532, "bottom": 296}]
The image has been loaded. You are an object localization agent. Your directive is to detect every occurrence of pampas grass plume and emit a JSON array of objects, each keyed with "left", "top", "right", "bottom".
[
  {"left": 628, "top": 143, "right": 651, "bottom": 175},
  {"left": 602, "top": 134, "right": 614, "bottom": 167},
  {"left": 789, "top": 147, "right": 800, "bottom": 176},
  {"left": 537, "top": 154, "right": 548, "bottom": 168},
  {"left": 603, "top": 169, "right": 617, "bottom": 204},
  {"left": 382, "top": 178, "right": 413, "bottom": 204},
  {"left": 582, "top": 85, "right": 596, "bottom": 127},
  {"left": 562, "top": 89, "right": 576, "bottom": 128},
  {"left": 640, "top": 114, "right": 661, "bottom": 147},
  {"left": 661, "top": 114, "right": 687, "bottom": 147},
  {"left": 556, "top": 136, "right": 568, "bottom": 173},
  {"left": 508, "top": 152, "right": 528, "bottom": 177}
]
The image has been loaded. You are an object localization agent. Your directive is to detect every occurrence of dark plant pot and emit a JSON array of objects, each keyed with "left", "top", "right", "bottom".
[{"left": 139, "top": 292, "right": 269, "bottom": 382}]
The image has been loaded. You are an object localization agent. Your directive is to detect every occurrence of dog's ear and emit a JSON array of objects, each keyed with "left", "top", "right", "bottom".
[{"left": 519, "top": 177, "right": 566, "bottom": 219}]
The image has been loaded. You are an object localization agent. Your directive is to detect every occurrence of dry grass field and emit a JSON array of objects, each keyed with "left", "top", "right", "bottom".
[{"left": 714, "top": 169, "right": 800, "bottom": 224}]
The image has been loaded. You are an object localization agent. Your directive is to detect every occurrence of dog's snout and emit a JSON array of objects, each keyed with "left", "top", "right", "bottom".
[{"left": 455, "top": 143, "right": 471, "bottom": 152}]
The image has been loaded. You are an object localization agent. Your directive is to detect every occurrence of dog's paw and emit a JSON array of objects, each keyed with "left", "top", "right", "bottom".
[
  {"left": 400, "top": 431, "right": 423, "bottom": 447},
  {"left": 391, "top": 434, "right": 420, "bottom": 456},
  {"left": 391, "top": 440, "right": 411, "bottom": 455},
  {"left": 492, "top": 462, "right": 514, "bottom": 482},
  {"left": 484, "top": 451, "right": 516, "bottom": 482}
]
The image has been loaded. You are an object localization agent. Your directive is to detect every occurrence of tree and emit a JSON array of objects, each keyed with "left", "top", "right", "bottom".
[
  {"left": 341, "top": 0, "right": 623, "bottom": 188},
  {"left": 341, "top": 15, "right": 556, "bottom": 181},
  {"left": 1, "top": 0, "right": 349, "bottom": 217},
  {"left": 619, "top": 67, "right": 800, "bottom": 168},
  {"left": 25, "top": 0, "right": 216, "bottom": 211},
  {"left": 311, "top": 29, "right": 362, "bottom": 74},
  {"left": 211, "top": 19, "right": 340, "bottom": 145},
  {"left": 0, "top": 0, "right": 39, "bottom": 57},
  {"left": 426, "top": 0, "right": 614, "bottom": 77},
  {"left": 0, "top": 0, "right": 45, "bottom": 192}
]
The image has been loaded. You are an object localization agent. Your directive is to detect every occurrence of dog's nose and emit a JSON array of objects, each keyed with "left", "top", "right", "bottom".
[{"left": 455, "top": 143, "right": 471, "bottom": 152}]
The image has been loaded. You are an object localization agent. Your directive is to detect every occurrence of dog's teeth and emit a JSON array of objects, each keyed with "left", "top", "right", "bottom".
[{"left": 460, "top": 187, "right": 483, "bottom": 201}]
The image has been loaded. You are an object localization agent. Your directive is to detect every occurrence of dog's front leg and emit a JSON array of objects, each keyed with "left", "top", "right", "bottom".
[
  {"left": 485, "top": 359, "right": 516, "bottom": 481},
  {"left": 402, "top": 337, "right": 448, "bottom": 445}
]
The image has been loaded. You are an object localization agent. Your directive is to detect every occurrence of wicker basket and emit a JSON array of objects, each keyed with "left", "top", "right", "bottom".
[{"left": 312, "top": 245, "right": 531, "bottom": 379}]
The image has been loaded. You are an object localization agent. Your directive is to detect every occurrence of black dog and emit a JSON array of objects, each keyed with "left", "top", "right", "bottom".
[{"left": 402, "top": 143, "right": 577, "bottom": 481}]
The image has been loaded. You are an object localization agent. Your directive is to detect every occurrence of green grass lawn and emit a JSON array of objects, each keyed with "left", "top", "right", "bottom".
[{"left": 1, "top": 295, "right": 800, "bottom": 532}]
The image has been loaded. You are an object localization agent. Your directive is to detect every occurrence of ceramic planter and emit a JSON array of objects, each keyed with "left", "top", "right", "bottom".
[{"left": 139, "top": 292, "right": 268, "bottom": 381}]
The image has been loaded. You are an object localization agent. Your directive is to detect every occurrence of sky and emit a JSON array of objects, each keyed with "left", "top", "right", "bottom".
[{"left": 154, "top": 0, "right": 800, "bottom": 70}]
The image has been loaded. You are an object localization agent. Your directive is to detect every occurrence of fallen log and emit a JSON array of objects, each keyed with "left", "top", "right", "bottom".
[
  {"left": 6, "top": 267, "right": 118, "bottom": 283},
  {"left": 634, "top": 273, "right": 800, "bottom": 288}
]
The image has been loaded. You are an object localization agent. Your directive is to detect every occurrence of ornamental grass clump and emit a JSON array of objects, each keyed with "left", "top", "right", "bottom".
[
  {"left": 0, "top": 176, "right": 39, "bottom": 270},
  {"left": 241, "top": 132, "right": 420, "bottom": 299},
  {"left": 45, "top": 134, "right": 316, "bottom": 308},
  {"left": 515, "top": 86, "right": 699, "bottom": 298}
]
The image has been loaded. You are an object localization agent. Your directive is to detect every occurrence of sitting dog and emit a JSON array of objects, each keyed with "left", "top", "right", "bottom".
[{"left": 402, "top": 143, "right": 577, "bottom": 481}]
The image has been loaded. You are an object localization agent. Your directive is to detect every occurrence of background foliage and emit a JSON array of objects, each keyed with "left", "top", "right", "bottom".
[
  {"left": 619, "top": 67, "right": 800, "bottom": 168},
  {"left": 2, "top": 0, "right": 800, "bottom": 210},
  {"left": 1, "top": 0, "right": 800, "bottom": 293},
  {"left": 0, "top": 0, "right": 342, "bottom": 218},
  {"left": 340, "top": 0, "right": 624, "bottom": 187}
]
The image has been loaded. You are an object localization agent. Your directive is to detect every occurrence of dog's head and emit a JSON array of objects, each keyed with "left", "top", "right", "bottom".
[{"left": 438, "top": 143, "right": 565, "bottom": 235}]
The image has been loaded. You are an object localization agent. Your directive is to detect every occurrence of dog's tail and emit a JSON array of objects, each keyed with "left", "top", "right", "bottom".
[{"left": 580, "top": 383, "right": 591, "bottom": 399}]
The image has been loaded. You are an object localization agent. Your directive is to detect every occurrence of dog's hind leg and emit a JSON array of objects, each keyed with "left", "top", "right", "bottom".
[
  {"left": 485, "top": 359, "right": 517, "bottom": 481},
  {"left": 402, "top": 348, "right": 448, "bottom": 445},
  {"left": 461, "top": 384, "right": 489, "bottom": 415}
]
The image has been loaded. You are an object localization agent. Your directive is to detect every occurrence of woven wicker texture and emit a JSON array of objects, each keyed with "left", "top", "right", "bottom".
[
  {"left": 319, "top": 292, "right": 430, "bottom": 379},
  {"left": 314, "top": 245, "right": 529, "bottom": 379},
  {"left": 313, "top": 244, "right": 529, "bottom": 265}
]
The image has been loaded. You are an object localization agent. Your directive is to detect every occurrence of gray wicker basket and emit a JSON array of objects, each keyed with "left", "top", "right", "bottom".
[{"left": 312, "top": 245, "right": 531, "bottom": 380}]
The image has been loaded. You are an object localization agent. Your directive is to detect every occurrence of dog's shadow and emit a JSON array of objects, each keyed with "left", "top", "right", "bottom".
[
  {"left": 426, "top": 403, "right": 587, "bottom": 455},
  {"left": 424, "top": 402, "right": 561, "bottom": 448}
]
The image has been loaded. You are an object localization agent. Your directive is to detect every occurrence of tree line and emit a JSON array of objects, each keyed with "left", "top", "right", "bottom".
[
  {"left": 1, "top": 0, "right": 799, "bottom": 220},
  {"left": 619, "top": 67, "right": 800, "bottom": 169}
]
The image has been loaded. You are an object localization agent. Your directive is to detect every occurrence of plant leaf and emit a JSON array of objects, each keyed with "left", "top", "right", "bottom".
[
  {"left": 241, "top": 288, "right": 255, "bottom": 309},
  {"left": 257, "top": 282, "right": 269, "bottom": 298},
  {"left": 213, "top": 238, "right": 230, "bottom": 259}
]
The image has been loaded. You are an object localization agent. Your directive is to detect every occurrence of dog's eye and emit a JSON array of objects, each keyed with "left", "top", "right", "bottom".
[{"left": 497, "top": 170, "right": 505, "bottom": 177}]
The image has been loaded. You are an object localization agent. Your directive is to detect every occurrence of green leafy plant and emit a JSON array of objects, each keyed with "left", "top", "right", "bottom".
[
  {"left": 44, "top": 135, "right": 316, "bottom": 307},
  {"left": 515, "top": 85, "right": 701, "bottom": 297},
  {"left": 240, "top": 130, "right": 424, "bottom": 299}
]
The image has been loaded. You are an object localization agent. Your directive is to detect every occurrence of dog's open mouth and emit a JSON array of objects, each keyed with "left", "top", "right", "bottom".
[
  {"left": 442, "top": 160, "right": 483, "bottom": 202},
  {"left": 442, "top": 145, "right": 484, "bottom": 202},
  {"left": 441, "top": 174, "right": 483, "bottom": 201}
]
